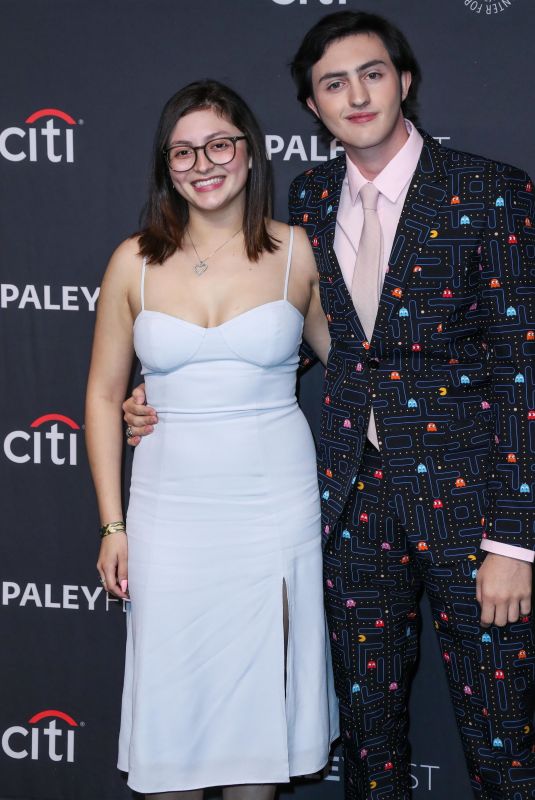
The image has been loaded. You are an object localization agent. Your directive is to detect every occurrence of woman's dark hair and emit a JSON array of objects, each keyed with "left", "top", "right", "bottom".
[
  {"left": 137, "top": 80, "right": 278, "bottom": 264},
  {"left": 290, "top": 11, "right": 422, "bottom": 140}
]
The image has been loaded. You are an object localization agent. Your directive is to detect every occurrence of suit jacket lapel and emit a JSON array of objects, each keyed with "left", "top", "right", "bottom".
[
  {"left": 318, "top": 156, "right": 345, "bottom": 279},
  {"left": 371, "top": 133, "right": 450, "bottom": 348},
  {"left": 315, "top": 156, "right": 368, "bottom": 343}
]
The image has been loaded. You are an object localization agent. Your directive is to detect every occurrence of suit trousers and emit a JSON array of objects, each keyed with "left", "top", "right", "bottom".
[{"left": 324, "top": 441, "right": 535, "bottom": 800}]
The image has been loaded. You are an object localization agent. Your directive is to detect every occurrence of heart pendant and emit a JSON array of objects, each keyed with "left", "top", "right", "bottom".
[{"left": 193, "top": 260, "right": 208, "bottom": 276}]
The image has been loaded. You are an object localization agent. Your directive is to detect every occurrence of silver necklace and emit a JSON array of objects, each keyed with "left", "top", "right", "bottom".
[{"left": 186, "top": 228, "right": 242, "bottom": 276}]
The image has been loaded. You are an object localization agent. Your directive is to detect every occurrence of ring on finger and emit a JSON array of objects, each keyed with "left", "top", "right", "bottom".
[{"left": 126, "top": 426, "right": 134, "bottom": 439}]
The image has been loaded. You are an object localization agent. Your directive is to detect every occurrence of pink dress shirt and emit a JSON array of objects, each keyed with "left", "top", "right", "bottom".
[{"left": 333, "top": 121, "right": 533, "bottom": 563}]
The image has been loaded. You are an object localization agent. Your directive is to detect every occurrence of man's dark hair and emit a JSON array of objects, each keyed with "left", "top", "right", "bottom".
[{"left": 290, "top": 11, "right": 422, "bottom": 139}]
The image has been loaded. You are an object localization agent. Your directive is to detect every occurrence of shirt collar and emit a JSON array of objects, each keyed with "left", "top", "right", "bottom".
[{"left": 346, "top": 120, "right": 424, "bottom": 205}]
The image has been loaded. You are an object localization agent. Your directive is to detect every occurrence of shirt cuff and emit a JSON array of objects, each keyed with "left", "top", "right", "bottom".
[{"left": 480, "top": 539, "right": 535, "bottom": 563}]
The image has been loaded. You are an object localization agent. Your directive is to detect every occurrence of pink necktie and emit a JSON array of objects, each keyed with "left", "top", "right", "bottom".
[{"left": 350, "top": 183, "right": 383, "bottom": 450}]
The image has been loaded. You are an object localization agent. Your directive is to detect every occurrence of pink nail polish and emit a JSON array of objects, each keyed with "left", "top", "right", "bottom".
[{"left": 120, "top": 579, "right": 128, "bottom": 592}]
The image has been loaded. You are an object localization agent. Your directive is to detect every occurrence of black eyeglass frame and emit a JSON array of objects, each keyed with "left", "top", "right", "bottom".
[{"left": 163, "top": 135, "right": 247, "bottom": 172}]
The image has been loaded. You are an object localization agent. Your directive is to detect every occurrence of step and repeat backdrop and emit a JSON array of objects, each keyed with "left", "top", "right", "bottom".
[{"left": 1, "top": 1, "right": 533, "bottom": 799}]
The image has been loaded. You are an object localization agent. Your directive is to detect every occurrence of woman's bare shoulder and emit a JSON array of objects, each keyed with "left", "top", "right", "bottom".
[
  {"left": 98, "top": 237, "right": 144, "bottom": 302},
  {"left": 272, "top": 221, "right": 316, "bottom": 282},
  {"left": 103, "top": 236, "right": 143, "bottom": 278},
  {"left": 268, "top": 220, "right": 312, "bottom": 252},
  {"left": 110, "top": 235, "right": 143, "bottom": 266}
]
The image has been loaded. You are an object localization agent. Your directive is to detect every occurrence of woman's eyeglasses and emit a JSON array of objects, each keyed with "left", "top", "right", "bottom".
[{"left": 164, "top": 136, "right": 247, "bottom": 173}]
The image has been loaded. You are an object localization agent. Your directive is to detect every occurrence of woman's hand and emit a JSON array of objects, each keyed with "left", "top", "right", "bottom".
[
  {"left": 123, "top": 384, "right": 158, "bottom": 446},
  {"left": 97, "top": 533, "right": 129, "bottom": 599}
]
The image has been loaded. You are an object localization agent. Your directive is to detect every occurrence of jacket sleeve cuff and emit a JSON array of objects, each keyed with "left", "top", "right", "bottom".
[{"left": 481, "top": 539, "right": 534, "bottom": 563}]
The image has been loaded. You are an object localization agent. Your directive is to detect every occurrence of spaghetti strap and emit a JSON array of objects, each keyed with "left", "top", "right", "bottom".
[
  {"left": 283, "top": 227, "right": 295, "bottom": 301},
  {"left": 140, "top": 257, "right": 147, "bottom": 311}
]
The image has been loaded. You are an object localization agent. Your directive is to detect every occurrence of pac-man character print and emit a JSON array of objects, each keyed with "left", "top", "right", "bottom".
[{"left": 290, "top": 132, "right": 535, "bottom": 800}]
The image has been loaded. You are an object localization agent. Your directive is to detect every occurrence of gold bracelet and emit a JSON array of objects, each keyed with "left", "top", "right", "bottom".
[{"left": 100, "top": 521, "right": 126, "bottom": 539}]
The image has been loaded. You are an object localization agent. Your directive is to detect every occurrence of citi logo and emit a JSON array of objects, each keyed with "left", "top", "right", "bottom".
[
  {"left": 3, "top": 413, "right": 80, "bottom": 465},
  {"left": 2, "top": 709, "right": 80, "bottom": 762},
  {"left": 272, "top": 0, "right": 346, "bottom": 5},
  {"left": 0, "top": 108, "right": 78, "bottom": 163}
]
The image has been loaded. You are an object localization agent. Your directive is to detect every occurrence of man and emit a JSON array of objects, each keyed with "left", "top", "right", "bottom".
[{"left": 124, "top": 11, "right": 534, "bottom": 799}]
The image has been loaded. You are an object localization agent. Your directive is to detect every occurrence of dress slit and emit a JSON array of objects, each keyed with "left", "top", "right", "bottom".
[{"left": 282, "top": 578, "right": 289, "bottom": 690}]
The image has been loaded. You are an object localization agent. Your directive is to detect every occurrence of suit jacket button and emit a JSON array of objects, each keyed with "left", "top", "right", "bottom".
[{"left": 368, "top": 357, "right": 380, "bottom": 369}]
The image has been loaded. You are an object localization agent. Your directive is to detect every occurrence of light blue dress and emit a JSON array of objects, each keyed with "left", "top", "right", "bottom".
[{"left": 119, "top": 229, "right": 338, "bottom": 793}]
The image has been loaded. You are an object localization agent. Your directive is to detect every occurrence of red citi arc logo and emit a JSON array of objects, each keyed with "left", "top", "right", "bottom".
[
  {"left": 2, "top": 709, "right": 79, "bottom": 762},
  {"left": 0, "top": 108, "right": 77, "bottom": 163},
  {"left": 3, "top": 413, "right": 80, "bottom": 465}
]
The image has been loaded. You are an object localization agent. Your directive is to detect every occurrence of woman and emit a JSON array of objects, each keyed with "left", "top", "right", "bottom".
[{"left": 85, "top": 80, "right": 337, "bottom": 799}]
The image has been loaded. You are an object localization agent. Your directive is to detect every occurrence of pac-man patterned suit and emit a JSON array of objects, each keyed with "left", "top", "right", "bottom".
[{"left": 289, "top": 133, "right": 535, "bottom": 800}]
